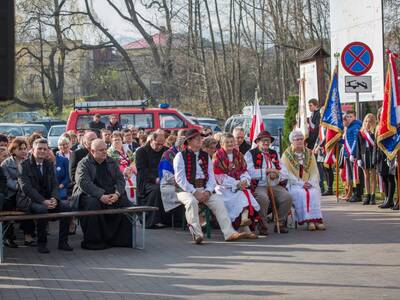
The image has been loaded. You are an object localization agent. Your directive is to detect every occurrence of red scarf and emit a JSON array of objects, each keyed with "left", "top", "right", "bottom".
[{"left": 213, "top": 148, "right": 247, "bottom": 179}]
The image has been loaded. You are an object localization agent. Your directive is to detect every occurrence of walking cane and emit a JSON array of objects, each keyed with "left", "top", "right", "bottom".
[{"left": 266, "top": 175, "right": 280, "bottom": 234}]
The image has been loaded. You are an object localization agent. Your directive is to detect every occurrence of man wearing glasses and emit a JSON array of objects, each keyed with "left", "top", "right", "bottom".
[{"left": 244, "top": 131, "right": 292, "bottom": 235}]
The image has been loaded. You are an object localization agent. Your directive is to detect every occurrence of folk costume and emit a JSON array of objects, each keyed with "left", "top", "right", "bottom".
[
  {"left": 356, "top": 129, "right": 376, "bottom": 170},
  {"left": 107, "top": 145, "right": 136, "bottom": 203},
  {"left": 244, "top": 131, "right": 293, "bottom": 232},
  {"left": 213, "top": 148, "right": 260, "bottom": 228},
  {"left": 281, "top": 146, "right": 323, "bottom": 225},
  {"left": 158, "top": 145, "right": 181, "bottom": 212},
  {"left": 173, "top": 130, "right": 238, "bottom": 241}
]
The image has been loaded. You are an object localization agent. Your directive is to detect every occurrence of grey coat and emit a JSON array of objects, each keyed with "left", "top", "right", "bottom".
[
  {"left": 70, "top": 155, "right": 126, "bottom": 210},
  {"left": 1, "top": 156, "right": 19, "bottom": 199}
]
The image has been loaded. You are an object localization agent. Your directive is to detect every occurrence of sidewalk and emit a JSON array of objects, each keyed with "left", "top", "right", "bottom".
[{"left": 0, "top": 197, "right": 399, "bottom": 300}]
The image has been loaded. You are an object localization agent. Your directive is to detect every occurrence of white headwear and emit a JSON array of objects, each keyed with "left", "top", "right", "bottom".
[{"left": 289, "top": 129, "right": 304, "bottom": 143}]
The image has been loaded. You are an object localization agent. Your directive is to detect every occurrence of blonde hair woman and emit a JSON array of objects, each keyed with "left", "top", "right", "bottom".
[{"left": 357, "top": 113, "right": 377, "bottom": 205}]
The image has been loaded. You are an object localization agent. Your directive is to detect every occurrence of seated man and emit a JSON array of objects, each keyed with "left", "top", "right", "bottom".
[
  {"left": 281, "top": 130, "right": 325, "bottom": 231},
  {"left": 158, "top": 130, "right": 186, "bottom": 213},
  {"left": 17, "top": 138, "right": 72, "bottom": 253},
  {"left": 244, "top": 131, "right": 292, "bottom": 234},
  {"left": 71, "top": 139, "right": 133, "bottom": 250},
  {"left": 135, "top": 130, "right": 168, "bottom": 228},
  {"left": 173, "top": 129, "right": 246, "bottom": 244},
  {"left": 213, "top": 133, "right": 259, "bottom": 237}
]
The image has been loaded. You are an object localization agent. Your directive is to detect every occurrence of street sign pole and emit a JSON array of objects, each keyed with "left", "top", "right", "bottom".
[{"left": 355, "top": 92, "right": 360, "bottom": 119}]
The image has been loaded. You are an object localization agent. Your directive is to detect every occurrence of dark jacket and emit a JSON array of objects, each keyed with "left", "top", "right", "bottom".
[
  {"left": 239, "top": 141, "right": 251, "bottom": 155},
  {"left": 1, "top": 156, "right": 19, "bottom": 199},
  {"left": 306, "top": 109, "right": 321, "bottom": 149},
  {"left": 69, "top": 147, "right": 89, "bottom": 187},
  {"left": 89, "top": 120, "right": 105, "bottom": 131},
  {"left": 17, "top": 155, "right": 59, "bottom": 212},
  {"left": 70, "top": 155, "right": 126, "bottom": 210},
  {"left": 106, "top": 122, "right": 122, "bottom": 132}
]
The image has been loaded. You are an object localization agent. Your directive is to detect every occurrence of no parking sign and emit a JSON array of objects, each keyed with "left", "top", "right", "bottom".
[{"left": 341, "top": 42, "right": 374, "bottom": 76}]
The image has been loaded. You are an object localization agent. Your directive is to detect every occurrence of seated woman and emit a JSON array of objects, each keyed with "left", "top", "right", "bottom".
[
  {"left": 55, "top": 136, "right": 71, "bottom": 200},
  {"left": 107, "top": 131, "right": 136, "bottom": 203},
  {"left": 213, "top": 133, "right": 260, "bottom": 237},
  {"left": 281, "top": 130, "right": 325, "bottom": 231}
]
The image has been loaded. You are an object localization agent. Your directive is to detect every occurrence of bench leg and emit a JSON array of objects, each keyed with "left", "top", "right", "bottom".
[
  {"left": 141, "top": 211, "right": 146, "bottom": 249},
  {"left": 0, "top": 222, "right": 3, "bottom": 263},
  {"left": 128, "top": 212, "right": 145, "bottom": 250},
  {"left": 132, "top": 214, "right": 137, "bottom": 249}
]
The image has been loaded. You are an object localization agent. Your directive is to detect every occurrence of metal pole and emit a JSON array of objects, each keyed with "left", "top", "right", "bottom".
[
  {"left": 355, "top": 92, "right": 360, "bottom": 119},
  {"left": 132, "top": 214, "right": 137, "bottom": 249},
  {"left": 0, "top": 222, "right": 3, "bottom": 263}
]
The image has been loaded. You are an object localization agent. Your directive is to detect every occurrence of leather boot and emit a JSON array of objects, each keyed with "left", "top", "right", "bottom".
[
  {"left": 379, "top": 197, "right": 394, "bottom": 209},
  {"left": 362, "top": 194, "right": 371, "bottom": 205},
  {"left": 370, "top": 194, "right": 376, "bottom": 205}
]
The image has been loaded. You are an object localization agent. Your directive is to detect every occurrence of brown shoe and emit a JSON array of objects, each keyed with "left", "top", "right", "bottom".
[
  {"left": 258, "top": 224, "right": 269, "bottom": 236},
  {"left": 226, "top": 232, "right": 243, "bottom": 241},
  {"left": 194, "top": 236, "right": 204, "bottom": 244},
  {"left": 243, "top": 232, "right": 258, "bottom": 239},
  {"left": 316, "top": 223, "right": 326, "bottom": 231},
  {"left": 307, "top": 222, "right": 316, "bottom": 231}
]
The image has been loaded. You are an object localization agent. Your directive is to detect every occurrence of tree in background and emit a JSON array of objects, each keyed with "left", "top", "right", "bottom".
[{"left": 282, "top": 95, "right": 299, "bottom": 151}]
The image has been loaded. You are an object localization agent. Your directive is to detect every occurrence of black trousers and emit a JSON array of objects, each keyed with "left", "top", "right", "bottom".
[
  {"left": 30, "top": 200, "right": 71, "bottom": 245},
  {"left": 137, "top": 183, "right": 169, "bottom": 228}
]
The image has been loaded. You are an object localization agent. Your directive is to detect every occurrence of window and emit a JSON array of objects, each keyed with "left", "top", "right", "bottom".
[
  {"left": 159, "top": 113, "right": 186, "bottom": 129},
  {"left": 120, "top": 113, "right": 153, "bottom": 129},
  {"left": 77, "top": 114, "right": 110, "bottom": 130},
  {"left": 49, "top": 126, "right": 66, "bottom": 136}
]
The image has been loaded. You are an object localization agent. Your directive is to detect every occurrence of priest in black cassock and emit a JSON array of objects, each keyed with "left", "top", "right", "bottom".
[
  {"left": 135, "top": 130, "right": 168, "bottom": 228},
  {"left": 71, "top": 139, "right": 133, "bottom": 250}
]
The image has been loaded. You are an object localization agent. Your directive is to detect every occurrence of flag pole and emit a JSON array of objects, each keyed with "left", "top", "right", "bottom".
[
  {"left": 334, "top": 52, "right": 341, "bottom": 204},
  {"left": 396, "top": 152, "right": 400, "bottom": 208}
]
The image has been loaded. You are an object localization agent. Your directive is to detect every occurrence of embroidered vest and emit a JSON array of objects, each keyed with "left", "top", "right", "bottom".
[
  {"left": 182, "top": 149, "right": 209, "bottom": 186},
  {"left": 249, "top": 148, "right": 280, "bottom": 191}
]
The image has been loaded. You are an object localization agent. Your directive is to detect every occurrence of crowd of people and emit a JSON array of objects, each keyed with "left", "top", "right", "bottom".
[{"left": 0, "top": 103, "right": 392, "bottom": 252}]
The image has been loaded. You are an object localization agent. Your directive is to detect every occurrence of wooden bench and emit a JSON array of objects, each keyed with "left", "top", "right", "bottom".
[{"left": 0, "top": 206, "right": 158, "bottom": 263}]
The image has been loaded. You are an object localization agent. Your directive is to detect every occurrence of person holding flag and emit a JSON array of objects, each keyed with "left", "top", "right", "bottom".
[
  {"left": 377, "top": 50, "right": 400, "bottom": 210},
  {"left": 250, "top": 92, "right": 265, "bottom": 148},
  {"left": 320, "top": 63, "right": 344, "bottom": 201},
  {"left": 343, "top": 110, "right": 363, "bottom": 203}
]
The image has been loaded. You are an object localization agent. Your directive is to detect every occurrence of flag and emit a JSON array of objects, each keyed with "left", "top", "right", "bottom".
[
  {"left": 297, "top": 75, "right": 309, "bottom": 139},
  {"left": 250, "top": 91, "right": 265, "bottom": 148},
  {"left": 321, "top": 64, "right": 344, "bottom": 165},
  {"left": 377, "top": 51, "right": 400, "bottom": 160}
]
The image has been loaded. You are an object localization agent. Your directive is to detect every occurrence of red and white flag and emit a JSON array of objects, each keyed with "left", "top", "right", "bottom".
[{"left": 250, "top": 92, "right": 265, "bottom": 148}]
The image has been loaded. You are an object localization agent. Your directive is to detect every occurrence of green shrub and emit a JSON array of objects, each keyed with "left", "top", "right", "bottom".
[{"left": 282, "top": 95, "right": 298, "bottom": 151}]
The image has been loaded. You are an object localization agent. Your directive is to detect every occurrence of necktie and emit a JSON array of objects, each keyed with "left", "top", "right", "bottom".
[{"left": 38, "top": 164, "right": 43, "bottom": 175}]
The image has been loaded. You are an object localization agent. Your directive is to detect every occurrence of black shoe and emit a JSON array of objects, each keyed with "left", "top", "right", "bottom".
[
  {"left": 349, "top": 195, "right": 362, "bottom": 202},
  {"left": 38, "top": 244, "right": 50, "bottom": 254},
  {"left": 379, "top": 199, "right": 394, "bottom": 209},
  {"left": 322, "top": 189, "right": 334, "bottom": 196},
  {"left": 58, "top": 242, "right": 73, "bottom": 251},
  {"left": 274, "top": 225, "right": 289, "bottom": 234},
  {"left": 392, "top": 202, "right": 399, "bottom": 210},
  {"left": 4, "top": 239, "right": 18, "bottom": 248},
  {"left": 24, "top": 240, "right": 37, "bottom": 247},
  {"left": 363, "top": 194, "right": 371, "bottom": 205},
  {"left": 370, "top": 194, "right": 376, "bottom": 205}
]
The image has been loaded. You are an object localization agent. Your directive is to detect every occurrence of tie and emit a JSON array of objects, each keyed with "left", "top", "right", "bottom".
[{"left": 38, "top": 164, "right": 43, "bottom": 175}]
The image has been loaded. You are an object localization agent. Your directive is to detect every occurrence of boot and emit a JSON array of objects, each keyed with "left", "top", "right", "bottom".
[
  {"left": 392, "top": 202, "right": 399, "bottom": 210},
  {"left": 370, "top": 194, "right": 376, "bottom": 205},
  {"left": 349, "top": 194, "right": 362, "bottom": 202},
  {"left": 362, "top": 194, "right": 371, "bottom": 205},
  {"left": 379, "top": 197, "right": 394, "bottom": 209}
]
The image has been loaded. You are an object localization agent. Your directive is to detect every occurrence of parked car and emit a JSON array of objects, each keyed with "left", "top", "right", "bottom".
[
  {"left": 196, "top": 117, "right": 222, "bottom": 132},
  {"left": 48, "top": 125, "right": 66, "bottom": 149},
  {"left": 66, "top": 100, "right": 201, "bottom": 132},
  {"left": 242, "top": 105, "right": 287, "bottom": 116},
  {"left": 224, "top": 114, "right": 249, "bottom": 133},
  {"left": 20, "top": 124, "right": 48, "bottom": 137},
  {"left": 0, "top": 123, "right": 25, "bottom": 137},
  {"left": 30, "top": 119, "right": 66, "bottom": 131}
]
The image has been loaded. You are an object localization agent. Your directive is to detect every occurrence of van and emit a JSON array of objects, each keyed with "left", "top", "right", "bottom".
[{"left": 66, "top": 100, "right": 201, "bottom": 132}]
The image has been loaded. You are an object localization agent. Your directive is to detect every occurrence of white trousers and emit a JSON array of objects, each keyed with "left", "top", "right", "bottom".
[{"left": 176, "top": 191, "right": 236, "bottom": 239}]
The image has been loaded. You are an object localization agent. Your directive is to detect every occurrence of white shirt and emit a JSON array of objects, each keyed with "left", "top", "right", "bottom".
[
  {"left": 244, "top": 151, "right": 280, "bottom": 187},
  {"left": 173, "top": 151, "right": 216, "bottom": 194}
]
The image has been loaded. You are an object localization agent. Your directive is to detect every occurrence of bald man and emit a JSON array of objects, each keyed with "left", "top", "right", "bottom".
[
  {"left": 69, "top": 131, "right": 97, "bottom": 197},
  {"left": 71, "top": 139, "right": 133, "bottom": 250}
]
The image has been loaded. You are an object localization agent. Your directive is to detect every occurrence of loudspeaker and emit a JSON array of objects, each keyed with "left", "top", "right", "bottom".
[{"left": 0, "top": 0, "right": 15, "bottom": 101}]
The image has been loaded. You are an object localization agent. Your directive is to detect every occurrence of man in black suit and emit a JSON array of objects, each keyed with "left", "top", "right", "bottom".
[
  {"left": 306, "top": 98, "right": 321, "bottom": 150},
  {"left": 69, "top": 131, "right": 97, "bottom": 194},
  {"left": 17, "top": 138, "right": 72, "bottom": 253},
  {"left": 122, "top": 128, "right": 139, "bottom": 152}
]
